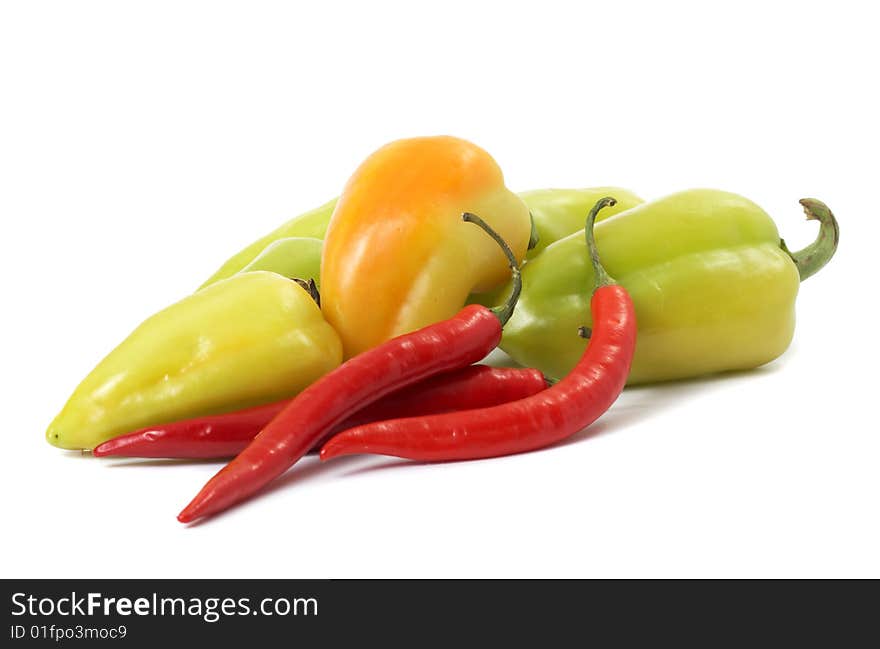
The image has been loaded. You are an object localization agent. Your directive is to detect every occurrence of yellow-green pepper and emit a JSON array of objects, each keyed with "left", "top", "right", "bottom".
[
  {"left": 199, "top": 198, "right": 336, "bottom": 288},
  {"left": 198, "top": 188, "right": 643, "bottom": 289},
  {"left": 498, "top": 190, "right": 839, "bottom": 384},
  {"left": 520, "top": 187, "right": 643, "bottom": 257},
  {"left": 47, "top": 271, "right": 342, "bottom": 450},
  {"left": 238, "top": 237, "right": 323, "bottom": 288}
]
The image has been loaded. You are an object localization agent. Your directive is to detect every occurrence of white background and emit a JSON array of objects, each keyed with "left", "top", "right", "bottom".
[{"left": 1, "top": 1, "right": 877, "bottom": 578}]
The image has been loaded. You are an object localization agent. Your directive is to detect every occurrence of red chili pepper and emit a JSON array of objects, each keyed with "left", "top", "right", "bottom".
[
  {"left": 177, "top": 213, "right": 523, "bottom": 523},
  {"left": 93, "top": 366, "right": 547, "bottom": 459},
  {"left": 319, "top": 197, "right": 636, "bottom": 462}
]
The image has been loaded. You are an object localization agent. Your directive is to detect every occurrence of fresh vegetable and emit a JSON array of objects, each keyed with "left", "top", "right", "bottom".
[
  {"left": 199, "top": 187, "right": 640, "bottom": 292},
  {"left": 320, "top": 136, "right": 532, "bottom": 358},
  {"left": 177, "top": 212, "right": 521, "bottom": 522},
  {"left": 238, "top": 237, "right": 322, "bottom": 287},
  {"left": 320, "top": 197, "right": 636, "bottom": 462},
  {"left": 46, "top": 272, "right": 342, "bottom": 450},
  {"left": 521, "top": 187, "right": 643, "bottom": 257},
  {"left": 93, "top": 365, "right": 547, "bottom": 459},
  {"left": 199, "top": 198, "right": 337, "bottom": 288},
  {"left": 468, "top": 187, "right": 645, "bottom": 308},
  {"left": 496, "top": 190, "right": 839, "bottom": 384}
]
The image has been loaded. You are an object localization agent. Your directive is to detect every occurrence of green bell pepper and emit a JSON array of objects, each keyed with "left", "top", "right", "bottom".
[
  {"left": 499, "top": 190, "right": 839, "bottom": 384},
  {"left": 47, "top": 271, "right": 342, "bottom": 450}
]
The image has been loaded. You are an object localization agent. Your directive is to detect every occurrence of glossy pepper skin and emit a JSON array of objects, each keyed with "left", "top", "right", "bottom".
[
  {"left": 199, "top": 198, "right": 336, "bottom": 288},
  {"left": 320, "top": 197, "right": 637, "bottom": 463},
  {"left": 499, "top": 190, "right": 839, "bottom": 384},
  {"left": 520, "top": 187, "right": 643, "bottom": 257},
  {"left": 177, "top": 212, "right": 524, "bottom": 523},
  {"left": 320, "top": 136, "right": 531, "bottom": 358},
  {"left": 92, "top": 366, "right": 548, "bottom": 459},
  {"left": 47, "top": 271, "right": 342, "bottom": 450},
  {"left": 238, "top": 237, "right": 322, "bottom": 288},
  {"left": 200, "top": 188, "right": 640, "bottom": 289}
]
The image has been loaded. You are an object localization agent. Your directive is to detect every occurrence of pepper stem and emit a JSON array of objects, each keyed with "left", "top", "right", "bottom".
[
  {"left": 779, "top": 198, "right": 840, "bottom": 281},
  {"left": 462, "top": 212, "right": 521, "bottom": 326},
  {"left": 292, "top": 278, "right": 320, "bottom": 307},
  {"left": 584, "top": 197, "right": 618, "bottom": 292},
  {"left": 527, "top": 211, "right": 540, "bottom": 250}
]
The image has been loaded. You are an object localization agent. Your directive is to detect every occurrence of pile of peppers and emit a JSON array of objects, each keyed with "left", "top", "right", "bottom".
[{"left": 46, "top": 135, "right": 840, "bottom": 523}]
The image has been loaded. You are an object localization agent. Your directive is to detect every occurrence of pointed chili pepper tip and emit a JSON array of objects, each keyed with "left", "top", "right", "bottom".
[
  {"left": 91, "top": 442, "right": 111, "bottom": 457},
  {"left": 319, "top": 437, "right": 354, "bottom": 461},
  {"left": 177, "top": 495, "right": 206, "bottom": 523}
]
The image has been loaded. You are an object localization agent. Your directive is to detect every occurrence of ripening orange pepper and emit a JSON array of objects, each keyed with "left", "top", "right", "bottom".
[{"left": 321, "top": 136, "right": 532, "bottom": 358}]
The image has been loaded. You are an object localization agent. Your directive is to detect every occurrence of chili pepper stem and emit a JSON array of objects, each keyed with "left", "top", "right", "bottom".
[
  {"left": 462, "top": 212, "right": 521, "bottom": 326},
  {"left": 780, "top": 198, "right": 839, "bottom": 281},
  {"left": 585, "top": 197, "right": 618, "bottom": 291},
  {"left": 318, "top": 194, "right": 636, "bottom": 464}
]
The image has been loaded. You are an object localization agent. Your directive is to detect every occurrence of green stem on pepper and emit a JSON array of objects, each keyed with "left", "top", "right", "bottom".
[
  {"left": 585, "top": 197, "right": 618, "bottom": 290},
  {"left": 462, "top": 212, "right": 522, "bottom": 326},
  {"left": 780, "top": 198, "right": 840, "bottom": 281}
]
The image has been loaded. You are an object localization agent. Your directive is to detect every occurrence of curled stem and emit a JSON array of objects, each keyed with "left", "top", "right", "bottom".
[
  {"left": 462, "top": 212, "right": 522, "bottom": 326},
  {"left": 780, "top": 198, "right": 840, "bottom": 281},
  {"left": 584, "top": 197, "right": 618, "bottom": 292}
]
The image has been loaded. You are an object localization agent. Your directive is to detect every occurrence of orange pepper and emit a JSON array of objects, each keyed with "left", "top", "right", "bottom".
[{"left": 321, "top": 136, "right": 531, "bottom": 358}]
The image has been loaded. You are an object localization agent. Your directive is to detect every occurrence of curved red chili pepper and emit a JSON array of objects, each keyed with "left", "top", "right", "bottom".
[
  {"left": 94, "top": 400, "right": 287, "bottom": 459},
  {"left": 319, "top": 197, "right": 636, "bottom": 462},
  {"left": 177, "top": 213, "right": 522, "bottom": 523},
  {"left": 93, "top": 366, "right": 547, "bottom": 459}
]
